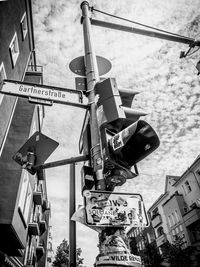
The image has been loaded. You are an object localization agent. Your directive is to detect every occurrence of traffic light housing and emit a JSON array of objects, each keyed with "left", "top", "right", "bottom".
[
  {"left": 94, "top": 78, "right": 160, "bottom": 189},
  {"left": 101, "top": 120, "right": 160, "bottom": 171},
  {"left": 95, "top": 77, "right": 147, "bottom": 132}
]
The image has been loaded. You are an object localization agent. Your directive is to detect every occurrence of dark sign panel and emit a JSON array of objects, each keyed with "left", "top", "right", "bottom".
[
  {"left": 84, "top": 191, "right": 148, "bottom": 227},
  {"left": 13, "top": 131, "right": 59, "bottom": 173}
]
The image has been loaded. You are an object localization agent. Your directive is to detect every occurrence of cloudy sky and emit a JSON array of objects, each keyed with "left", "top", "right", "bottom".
[{"left": 32, "top": 0, "right": 200, "bottom": 266}]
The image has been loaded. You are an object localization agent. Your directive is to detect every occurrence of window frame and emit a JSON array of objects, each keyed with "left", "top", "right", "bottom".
[
  {"left": 0, "top": 62, "right": 6, "bottom": 104},
  {"left": 168, "top": 215, "right": 173, "bottom": 227},
  {"left": 174, "top": 210, "right": 180, "bottom": 223},
  {"left": 185, "top": 180, "right": 192, "bottom": 194},
  {"left": 18, "top": 171, "right": 32, "bottom": 226},
  {"left": 9, "top": 32, "right": 19, "bottom": 67},
  {"left": 20, "top": 12, "right": 28, "bottom": 41}
]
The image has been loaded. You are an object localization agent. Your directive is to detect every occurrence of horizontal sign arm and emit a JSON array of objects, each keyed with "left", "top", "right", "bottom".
[
  {"left": 91, "top": 19, "right": 199, "bottom": 46},
  {"left": 32, "top": 154, "right": 89, "bottom": 171}
]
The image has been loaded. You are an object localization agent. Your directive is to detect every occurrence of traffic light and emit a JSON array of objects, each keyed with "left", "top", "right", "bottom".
[
  {"left": 94, "top": 78, "right": 160, "bottom": 189},
  {"left": 95, "top": 77, "right": 147, "bottom": 132},
  {"left": 101, "top": 120, "right": 160, "bottom": 171}
]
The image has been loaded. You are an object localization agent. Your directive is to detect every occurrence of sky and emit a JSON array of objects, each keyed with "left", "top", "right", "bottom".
[{"left": 32, "top": 0, "right": 200, "bottom": 266}]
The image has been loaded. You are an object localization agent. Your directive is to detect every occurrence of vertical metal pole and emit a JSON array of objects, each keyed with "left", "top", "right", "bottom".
[
  {"left": 80, "top": 3, "right": 142, "bottom": 267},
  {"left": 81, "top": 1, "right": 106, "bottom": 190},
  {"left": 69, "top": 163, "right": 76, "bottom": 267}
]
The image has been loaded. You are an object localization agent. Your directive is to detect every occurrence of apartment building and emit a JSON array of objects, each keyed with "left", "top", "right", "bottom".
[
  {"left": 0, "top": 0, "right": 52, "bottom": 266},
  {"left": 128, "top": 224, "right": 155, "bottom": 252},
  {"left": 127, "top": 223, "right": 158, "bottom": 266},
  {"left": 148, "top": 156, "right": 200, "bottom": 265}
]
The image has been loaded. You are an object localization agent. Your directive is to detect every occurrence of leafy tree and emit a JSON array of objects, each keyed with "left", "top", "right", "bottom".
[
  {"left": 52, "top": 239, "right": 84, "bottom": 267},
  {"left": 143, "top": 242, "right": 162, "bottom": 267},
  {"left": 129, "top": 237, "right": 139, "bottom": 255},
  {"left": 162, "top": 236, "right": 194, "bottom": 267}
]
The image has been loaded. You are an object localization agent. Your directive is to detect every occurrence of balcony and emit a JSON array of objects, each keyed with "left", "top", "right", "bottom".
[
  {"left": 156, "top": 233, "right": 167, "bottom": 247},
  {"left": 36, "top": 244, "right": 45, "bottom": 260},
  {"left": 39, "top": 220, "right": 47, "bottom": 235},
  {"left": 152, "top": 214, "right": 162, "bottom": 228},
  {"left": 24, "top": 258, "right": 35, "bottom": 267},
  {"left": 183, "top": 208, "right": 200, "bottom": 227},
  {"left": 42, "top": 199, "right": 49, "bottom": 212},
  {"left": 33, "top": 190, "right": 43, "bottom": 205},
  {"left": 28, "top": 222, "right": 40, "bottom": 236}
]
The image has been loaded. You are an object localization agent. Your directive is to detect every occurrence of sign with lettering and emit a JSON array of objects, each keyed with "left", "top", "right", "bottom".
[
  {"left": 96, "top": 253, "right": 141, "bottom": 267},
  {"left": 84, "top": 191, "right": 148, "bottom": 227},
  {"left": 0, "top": 79, "right": 87, "bottom": 108}
]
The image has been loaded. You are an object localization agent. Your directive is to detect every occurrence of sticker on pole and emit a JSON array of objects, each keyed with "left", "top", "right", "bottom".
[
  {"left": 96, "top": 253, "right": 141, "bottom": 267},
  {"left": 84, "top": 191, "right": 148, "bottom": 227}
]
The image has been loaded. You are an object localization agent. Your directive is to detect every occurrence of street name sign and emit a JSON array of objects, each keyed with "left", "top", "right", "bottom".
[
  {"left": 0, "top": 79, "right": 88, "bottom": 108},
  {"left": 84, "top": 191, "right": 149, "bottom": 227}
]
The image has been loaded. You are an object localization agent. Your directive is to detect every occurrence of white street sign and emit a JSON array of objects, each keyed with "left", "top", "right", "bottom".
[
  {"left": 0, "top": 79, "right": 87, "bottom": 108},
  {"left": 84, "top": 191, "right": 149, "bottom": 227}
]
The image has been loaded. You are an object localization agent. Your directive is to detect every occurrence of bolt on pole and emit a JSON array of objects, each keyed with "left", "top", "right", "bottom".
[{"left": 81, "top": 1, "right": 105, "bottom": 190}]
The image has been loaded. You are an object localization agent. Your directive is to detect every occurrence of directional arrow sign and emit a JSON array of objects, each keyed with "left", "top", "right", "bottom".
[{"left": 0, "top": 79, "right": 88, "bottom": 108}]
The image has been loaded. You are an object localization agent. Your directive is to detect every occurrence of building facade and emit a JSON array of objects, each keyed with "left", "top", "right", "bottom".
[
  {"left": 143, "top": 157, "right": 200, "bottom": 266},
  {"left": 127, "top": 222, "right": 160, "bottom": 266},
  {"left": 0, "top": 0, "right": 52, "bottom": 266}
]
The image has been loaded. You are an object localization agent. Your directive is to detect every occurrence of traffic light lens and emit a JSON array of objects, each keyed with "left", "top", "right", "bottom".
[{"left": 110, "top": 120, "right": 160, "bottom": 167}]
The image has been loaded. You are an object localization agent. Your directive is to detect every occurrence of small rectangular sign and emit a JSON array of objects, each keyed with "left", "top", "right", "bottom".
[
  {"left": 96, "top": 253, "right": 141, "bottom": 267},
  {"left": 84, "top": 190, "right": 148, "bottom": 227},
  {"left": 0, "top": 79, "right": 86, "bottom": 108}
]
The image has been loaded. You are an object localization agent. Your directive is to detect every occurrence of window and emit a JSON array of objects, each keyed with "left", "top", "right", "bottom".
[
  {"left": 152, "top": 207, "right": 159, "bottom": 219},
  {"left": 196, "top": 169, "right": 200, "bottom": 177},
  {"left": 18, "top": 171, "right": 32, "bottom": 225},
  {"left": 182, "top": 185, "right": 187, "bottom": 196},
  {"left": 174, "top": 210, "right": 180, "bottom": 223},
  {"left": 185, "top": 181, "right": 192, "bottom": 193},
  {"left": 175, "top": 227, "right": 179, "bottom": 234},
  {"left": 171, "top": 213, "right": 176, "bottom": 225},
  {"left": 157, "top": 226, "right": 164, "bottom": 237},
  {"left": 0, "top": 62, "right": 6, "bottom": 105},
  {"left": 147, "top": 233, "right": 151, "bottom": 244},
  {"left": 141, "top": 240, "right": 145, "bottom": 250},
  {"left": 9, "top": 32, "right": 19, "bottom": 67},
  {"left": 21, "top": 13, "right": 28, "bottom": 40},
  {"left": 183, "top": 204, "right": 188, "bottom": 213},
  {"left": 179, "top": 224, "right": 183, "bottom": 232},
  {"left": 168, "top": 215, "right": 173, "bottom": 227}
]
